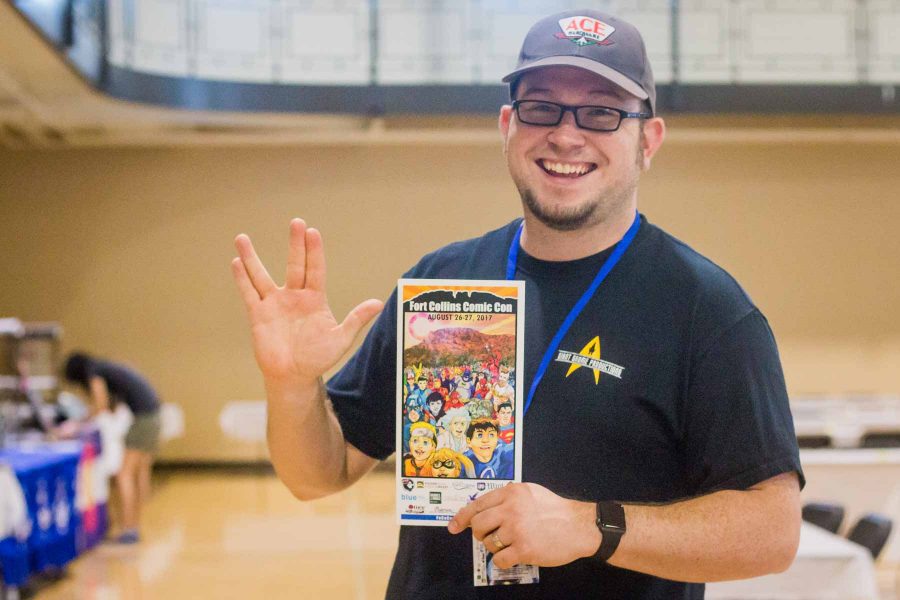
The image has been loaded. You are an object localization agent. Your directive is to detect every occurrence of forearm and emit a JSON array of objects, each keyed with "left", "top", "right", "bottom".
[
  {"left": 88, "top": 377, "right": 110, "bottom": 417},
  {"left": 606, "top": 474, "right": 801, "bottom": 582},
  {"left": 265, "top": 376, "right": 365, "bottom": 500}
]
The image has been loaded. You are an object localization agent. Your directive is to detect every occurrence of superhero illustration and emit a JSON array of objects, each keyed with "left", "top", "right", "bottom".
[{"left": 496, "top": 402, "right": 515, "bottom": 445}]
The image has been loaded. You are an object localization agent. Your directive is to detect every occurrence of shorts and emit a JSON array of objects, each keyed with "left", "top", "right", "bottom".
[{"left": 125, "top": 411, "right": 162, "bottom": 454}]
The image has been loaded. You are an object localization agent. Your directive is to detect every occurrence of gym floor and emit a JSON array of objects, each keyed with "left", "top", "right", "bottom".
[{"left": 23, "top": 469, "right": 900, "bottom": 600}]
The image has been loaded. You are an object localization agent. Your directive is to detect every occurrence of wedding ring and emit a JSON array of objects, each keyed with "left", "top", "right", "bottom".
[{"left": 491, "top": 532, "right": 506, "bottom": 551}]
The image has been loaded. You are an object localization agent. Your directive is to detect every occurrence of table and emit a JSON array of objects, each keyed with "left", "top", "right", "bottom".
[
  {"left": 707, "top": 522, "right": 880, "bottom": 600},
  {"left": 801, "top": 448, "right": 900, "bottom": 564},
  {"left": 0, "top": 433, "right": 109, "bottom": 593}
]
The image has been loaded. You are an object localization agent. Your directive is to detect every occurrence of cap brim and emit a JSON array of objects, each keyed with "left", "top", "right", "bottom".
[{"left": 501, "top": 56, "right": 648, "bottom": 101}]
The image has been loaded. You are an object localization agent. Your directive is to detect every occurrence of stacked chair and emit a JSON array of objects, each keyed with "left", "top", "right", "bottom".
[
  {"left": 802, "top": 502, "right": 894, "bottom": 560},
  {"left": 846, "top": 513, "right": 894, "bottom": 560},
  {"left": 802, "top": 502, "right": 845, "bottom": 534}
]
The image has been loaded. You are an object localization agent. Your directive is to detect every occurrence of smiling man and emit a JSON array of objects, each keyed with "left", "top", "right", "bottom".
[{"left": 232, "top": 8, "right": 803, "bottom": 599}]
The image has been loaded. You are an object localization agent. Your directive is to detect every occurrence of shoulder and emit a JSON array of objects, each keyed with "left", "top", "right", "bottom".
[
  {"left": 404, "top": 220, "right": 521, "bottom": 279},
  {"left": 90, "top": 359, "right": 115, "bottom": 379},
  {"left": 637, "top": 220, "right": 760, "bottom": 348}
]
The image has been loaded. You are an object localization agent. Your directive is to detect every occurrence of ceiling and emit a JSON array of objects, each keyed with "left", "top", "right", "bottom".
[
  {"left": 2, "top": 1, "right": 899, "bottom": 149},
  {"left": 0, "top": 0, "right": 461, "bottom": 148}
]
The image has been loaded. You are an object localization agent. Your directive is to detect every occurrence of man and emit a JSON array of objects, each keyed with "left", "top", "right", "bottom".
[
  {"left": 63, "top": 351, "right": 161, "bottom": 544},
  {"left": 464, "top": 419, "right": 514, "bottom": 480},
  {"left": 232, "top": 9, "right": 802, "bottom": 598}
]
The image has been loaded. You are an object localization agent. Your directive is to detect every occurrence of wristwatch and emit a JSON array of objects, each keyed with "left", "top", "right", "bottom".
[{"left": 594, "top": 501, "right": 626, "bottom": 561}]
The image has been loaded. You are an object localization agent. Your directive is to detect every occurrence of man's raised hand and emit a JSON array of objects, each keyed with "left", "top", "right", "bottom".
[{"left": 231, "top": 218, "right": 384, "bottom": 385}]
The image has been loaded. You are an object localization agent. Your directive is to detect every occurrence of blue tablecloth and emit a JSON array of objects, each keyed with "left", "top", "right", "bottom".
[{"left": 0, "top": 441, "right": 82, "bottom": 587}]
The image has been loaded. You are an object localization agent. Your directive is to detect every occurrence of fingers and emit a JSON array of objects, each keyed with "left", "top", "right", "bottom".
[
  {"left": 470, "top": 506, "right": 504, "bottom": 542},
  {"left": 484, "top": 527, "right": 523, "bottom": 569},
  {"left": 234, "top": 234, "right": 277, "bottom": 298},
  {"left": 485, "top": 526, "right": 512, "bottom": 552},
  {"left": 304, "top": 227, "right": 326, "bottom": 291},
  {"left": 487, "top": 524, "right": 531, "bottom": 570},
  {"left": 490, "top": 545, "right": 520, "bottom": 570},
  {"left": 285, "top": 218, "right": 307, "bottom": 289},
  {"left": 449, "top": 487, "right": 506, "bottom": 533},
  {"left": 336, "top": 299, "right": 384, "bottom": 345},
  {"left": 231, "top": 257, "right": 260, "bottom": 307}
]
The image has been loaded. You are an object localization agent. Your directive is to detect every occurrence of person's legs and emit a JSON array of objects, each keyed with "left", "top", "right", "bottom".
[
  {"left": 137, "top": 451, "right": 153, "bottom": 508},
  {"left": 115, "top": 411, "right": 160, "bottom": 543},
  {"left": 115, "top": 449, "right": 142, "bottom": 540}
]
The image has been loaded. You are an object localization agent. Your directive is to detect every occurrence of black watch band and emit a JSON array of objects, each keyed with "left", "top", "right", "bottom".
[{"left": 594, "top": 501, "right": 626, "bottom": 562}]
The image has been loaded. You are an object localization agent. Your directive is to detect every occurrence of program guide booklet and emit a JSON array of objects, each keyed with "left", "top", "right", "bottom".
[{"left": 396, "top": 279, "right": 538, "bottom": 586}]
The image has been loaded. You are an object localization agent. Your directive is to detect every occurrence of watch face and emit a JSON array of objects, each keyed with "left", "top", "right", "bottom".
[
  {"left": 595, "top": 501, "right": 626, "bottom": 562},
  {"left": 598, "top": 501, "right": 626, "bottom": 532}
]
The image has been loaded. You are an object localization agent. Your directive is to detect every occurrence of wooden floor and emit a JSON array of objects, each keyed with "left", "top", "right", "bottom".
[
  {"left": 36, "top": 470, "right": 400, "bottom": 600},
  {"left": 26, "top": 469, "right": 900, "bottom": 600}
]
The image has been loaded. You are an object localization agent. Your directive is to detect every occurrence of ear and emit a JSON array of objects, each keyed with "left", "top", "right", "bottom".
[
  {"left": 640, "top": 117, "right": 666, "bottom": 170},
  {"left": 498, "top": 105, "right": 514, "bottom": 148}
]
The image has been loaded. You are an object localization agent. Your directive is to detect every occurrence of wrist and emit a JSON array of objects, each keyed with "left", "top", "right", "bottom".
[
  {"left": 574, "top": 500, "right": 603, "bottom": 559},
  {"left": 593, "top": 501, "right": 627, "bottom": 562},
  {"left": 264, "top": 375, "right": 323, "bottom": 402}
]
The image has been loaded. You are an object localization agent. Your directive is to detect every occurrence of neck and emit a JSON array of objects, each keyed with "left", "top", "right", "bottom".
[{"left": 519, "top": 203, "right": 637, "bottom": 261}]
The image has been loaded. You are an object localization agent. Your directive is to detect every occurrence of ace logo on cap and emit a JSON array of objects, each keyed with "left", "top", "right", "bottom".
[{"left": 556, "top": 16, "right": 616, "bottom": 46}]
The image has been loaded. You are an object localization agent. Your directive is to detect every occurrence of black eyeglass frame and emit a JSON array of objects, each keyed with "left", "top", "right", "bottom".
[{"left": 512, "top": 100, "right": 652, "bottom": 132}]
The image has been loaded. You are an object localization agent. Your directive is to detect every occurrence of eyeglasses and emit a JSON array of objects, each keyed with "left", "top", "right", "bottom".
[
  {"left": 512, "top": 100, "right": 651, "bottom": 132},
  {"left": 431, "top": 460, "right": 457, "bottom": 469}
]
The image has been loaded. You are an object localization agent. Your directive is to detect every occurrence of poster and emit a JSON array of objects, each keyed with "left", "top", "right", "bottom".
[{"left": 395, "top": 279, "right": 525, "bottom": 526}]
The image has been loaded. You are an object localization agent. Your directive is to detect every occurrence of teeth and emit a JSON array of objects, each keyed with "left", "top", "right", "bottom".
[{"left": 542, "top": 160, "right": 590, "bottom": 175}]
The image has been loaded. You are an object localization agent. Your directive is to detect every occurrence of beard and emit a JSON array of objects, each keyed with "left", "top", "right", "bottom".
[
  {"left": 520, "top": 187, "right": 608, "bottom": 231},
  {"left": 516, "top": 128, "right": 646, "bottom": 232}
]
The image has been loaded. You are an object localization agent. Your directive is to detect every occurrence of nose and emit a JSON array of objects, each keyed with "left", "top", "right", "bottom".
[{"left": 546, "top": 110, "right": 586, "bottom": 150}]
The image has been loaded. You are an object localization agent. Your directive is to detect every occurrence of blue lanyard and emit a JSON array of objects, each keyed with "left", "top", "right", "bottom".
[{"left": 506, "top": 212, "right": 641, "bottom": 415}]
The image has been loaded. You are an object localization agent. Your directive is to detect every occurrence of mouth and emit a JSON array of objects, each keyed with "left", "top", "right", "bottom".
[{"left": 538, "top": 159, "right": 597, "bottom": 178}]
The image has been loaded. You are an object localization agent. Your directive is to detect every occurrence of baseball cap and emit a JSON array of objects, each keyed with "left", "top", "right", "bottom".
[{"left": 502, "top": 9, "right": 656, "bottom": 115}]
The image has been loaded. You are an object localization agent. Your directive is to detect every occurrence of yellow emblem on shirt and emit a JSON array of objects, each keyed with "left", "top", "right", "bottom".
[{"left": 565, "top": 336, "right": 602, "bottom": 384}]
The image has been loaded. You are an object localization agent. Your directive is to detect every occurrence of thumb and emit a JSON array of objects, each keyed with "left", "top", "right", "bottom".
[{"left": 336, "top": 299, "right": 384, "bottom": 346}]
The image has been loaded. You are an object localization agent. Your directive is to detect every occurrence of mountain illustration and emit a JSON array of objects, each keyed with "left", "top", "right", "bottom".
[{"left": 405, "top": 327, "right": 515, "bottom": 368}]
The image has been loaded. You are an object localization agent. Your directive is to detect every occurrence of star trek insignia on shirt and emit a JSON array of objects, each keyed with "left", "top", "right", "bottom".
[
  {"left": 555, "top": 336, "right": 624, "bottom": 383},
  {"left": 555, "top": 16, "right": 616, "bottom": 47}
]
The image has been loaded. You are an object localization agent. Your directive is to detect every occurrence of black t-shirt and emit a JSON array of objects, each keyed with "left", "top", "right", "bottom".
[
  {"left": 328, "top": 215, "right": 803, "bottom": 600},
  {"left": 88, "top": 359, "right": 160, "bottom": 415}
]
